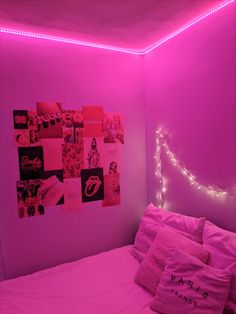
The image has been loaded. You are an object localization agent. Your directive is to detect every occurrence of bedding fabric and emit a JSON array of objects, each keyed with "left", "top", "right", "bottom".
[
  {"left": 203, "top": 221, "right": 236, "bottom": 314},
  {"left": 131, "top": 203, "right": 206, "bottom": 262},
  {"left": 0, "top": 246, "right": 154, "bottom": 314}
]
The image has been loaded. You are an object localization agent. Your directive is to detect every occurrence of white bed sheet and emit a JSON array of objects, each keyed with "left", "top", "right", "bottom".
[{"left": 0, "top": 245, "right": 154, "bottom": 314}]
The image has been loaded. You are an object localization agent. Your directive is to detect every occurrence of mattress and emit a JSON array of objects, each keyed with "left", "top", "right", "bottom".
[{"left": 0, "top": 245, "right": 154, "bottom": 314}]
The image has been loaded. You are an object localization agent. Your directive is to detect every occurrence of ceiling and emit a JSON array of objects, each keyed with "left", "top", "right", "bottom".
[{"left": 0, "top": 0, "right": 229, "bottom": 51}]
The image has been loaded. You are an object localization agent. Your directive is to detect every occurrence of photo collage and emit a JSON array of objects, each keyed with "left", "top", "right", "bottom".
[{"left": 13, "top": 104, "right": 124, "bottom": 218}]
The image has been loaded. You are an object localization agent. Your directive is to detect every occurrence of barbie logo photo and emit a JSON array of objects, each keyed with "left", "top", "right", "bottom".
[{"left": 18, "top": 146, "right": 44, "bottom": 180}]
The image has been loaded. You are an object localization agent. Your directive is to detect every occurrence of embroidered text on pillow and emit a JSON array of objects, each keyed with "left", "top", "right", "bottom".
[
  {"left": 170, "top": 275, "right": 209, "bottom": 299},
  {"left": 170, "top": 289, "right": 198, "bottom": 306}
]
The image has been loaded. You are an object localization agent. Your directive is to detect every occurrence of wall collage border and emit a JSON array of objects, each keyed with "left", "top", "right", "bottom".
[{"left": 13, "top": 102, "right": 124, "bottom": 218}]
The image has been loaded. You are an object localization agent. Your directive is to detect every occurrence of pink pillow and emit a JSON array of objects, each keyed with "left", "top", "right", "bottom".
[
  {"left": 151, "top": 249, "right": 231, "bottom": 314},
  {"left": 131, "top": 203, "right": 206, "bottom": 262},
  {"left": 135, "top": 223, "right": 209, "bottom": 295},
  {"left": 203, "top": 221, "right": 236, "bottom": 314}
]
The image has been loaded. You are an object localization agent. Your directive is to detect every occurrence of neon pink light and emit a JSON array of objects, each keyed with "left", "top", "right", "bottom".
[
  {"left": 0, "top": 0, "right": 234, "bottom": 55},
  {"left": 144, "top": 0, "right": 235, "bottom": 54},
  {"left": 0, "top": 28, "right": 143, "bottom": 55}
]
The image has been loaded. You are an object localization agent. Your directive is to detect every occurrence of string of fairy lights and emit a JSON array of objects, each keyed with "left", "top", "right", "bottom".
[{"left": 155, "top": 128, "right": 236, "bottom": 207}]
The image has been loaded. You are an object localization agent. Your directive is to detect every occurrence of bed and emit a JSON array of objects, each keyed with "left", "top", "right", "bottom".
[
  {"left": 0, "top": 245, "right": 154, "bottom": 314},
  {"left": 1, "top": 203, "right": 235, "bottom": 314}
]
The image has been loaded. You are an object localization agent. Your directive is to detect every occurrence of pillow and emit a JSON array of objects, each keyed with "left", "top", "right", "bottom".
[
  {"left": 151, "top": 249, "right": 231, "bottom": 314},
  {"left": 131, "top": 203, "right": 206, "bottom": 262},
  {"left": 203, "top": 221, "right": 236, "bottom": 314},
  {"left": 135, "top": 223, "right": 209, "bottom": 295}
]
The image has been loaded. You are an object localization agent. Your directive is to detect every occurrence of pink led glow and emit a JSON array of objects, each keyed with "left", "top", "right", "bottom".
[
  {"left": 144, "top": 0, "right": 235, "bottom": 54},
  {"left": 0, "top": 28, "right": 143, "bottom": 56},
  {"left": 0, "top": 0, "right": 234, "bottom": 55}
]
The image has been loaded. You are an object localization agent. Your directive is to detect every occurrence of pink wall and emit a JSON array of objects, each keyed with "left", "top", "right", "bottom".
[
  {"left": 0, "top": 35, "right": 147, "bottom": 280},
  {"left": 144, "top": 4, "right": 236, "bottom": 232},
  {"left": 0, "top": 3, "right": 235, "bottom": 281}
]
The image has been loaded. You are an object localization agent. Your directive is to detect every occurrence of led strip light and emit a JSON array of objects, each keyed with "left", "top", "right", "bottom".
[
  {"left": 0, "top": 0, "right": 234, "bottom": 55},
  {"left": 144, "top": 0, "right": 235, "bottom": 54},
  {"left": 0, "top": 28, "right": 144, "bottom": 55},
  {"left": 155, "top": 128, "right": 236, "bottom": 207}
]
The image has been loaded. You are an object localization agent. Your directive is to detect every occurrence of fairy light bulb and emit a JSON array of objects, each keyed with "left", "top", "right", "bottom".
[{"left": 155, "top": 128, "right": 235, "bottom": 205}]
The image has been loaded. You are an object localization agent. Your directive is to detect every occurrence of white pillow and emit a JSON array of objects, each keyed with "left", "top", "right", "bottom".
[
  {"left": 131, "top": 203, "right": 206, "bottom": 262},
  {"left": 151, "top": 249, "right": 231, "bottom": 314},
  {"left": 203, "top": 221, "right": 236, "bottom": 314},
  {"left": 135, "top": 223, "right": 209, "bottom": 295}
]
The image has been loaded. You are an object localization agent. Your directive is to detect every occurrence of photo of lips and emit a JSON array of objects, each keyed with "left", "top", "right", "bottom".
[
  {"left": 81, "top": 168, "right": 104, "bottom": 203},
  {"left": 85, "top": 176, "right": 102, "bottom": 197}
]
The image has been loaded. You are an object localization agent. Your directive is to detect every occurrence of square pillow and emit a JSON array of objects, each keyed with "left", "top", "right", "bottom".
[
  {"left": 151, "top": 249, "right": 231, "bottom": 314},
  {"left": 131, "top": 203, "right": 206, "bottom": 262},
  {"left": 203, "top": 221, "right": 236, "bottom": 314},
  {"left": 135, "top": 223, "right": 209, "bottom": 295}
]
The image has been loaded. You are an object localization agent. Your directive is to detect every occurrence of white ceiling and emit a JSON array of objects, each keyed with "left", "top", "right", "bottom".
[{"left": 0, "top": 0, "right": 228, "bottom": 50}]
